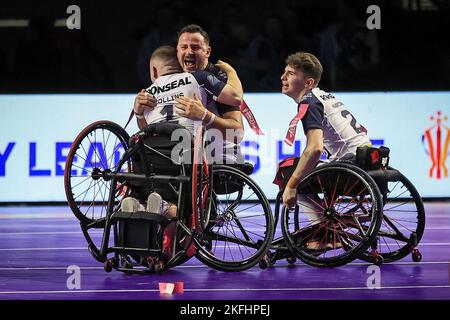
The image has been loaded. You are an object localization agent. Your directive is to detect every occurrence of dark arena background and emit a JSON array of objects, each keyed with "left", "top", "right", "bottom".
[{"left": 1, "top": 0, "right": 450, "bottom": 315}]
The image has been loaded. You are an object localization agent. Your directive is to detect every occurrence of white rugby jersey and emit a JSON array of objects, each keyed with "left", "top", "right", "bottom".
[
  {"left": 300, "top": 88, "right": 371, "bottom": 160},
  {"left": 144, "top": 70, "right": 242, "bottom": 163},
  {"left": 144, "top": 72, "right": 206, "bottom": 132}
]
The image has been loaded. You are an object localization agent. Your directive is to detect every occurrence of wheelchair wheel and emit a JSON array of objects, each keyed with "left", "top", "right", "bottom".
[
  {"left": 281, "top": 163, "right": 383, "bottom": 267},
  {"left": 194, "top": 165, "right": 274, "bottom": 272},
  {"left": 192, "top": 161, "right": 212, "bottom": 233},
  {"left": 64, "top": 120, "right": 130, "bottom": 225},
  {"left": 191, "top": 127, "right": 213, "bottom": 233},
  {"left": 359, "top": 169, "right": 425, "bottom": 263}
]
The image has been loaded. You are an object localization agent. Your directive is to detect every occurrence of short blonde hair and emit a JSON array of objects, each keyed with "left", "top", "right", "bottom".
[{"left": 151, "top": 45, "right": 178, "bottom": 63}]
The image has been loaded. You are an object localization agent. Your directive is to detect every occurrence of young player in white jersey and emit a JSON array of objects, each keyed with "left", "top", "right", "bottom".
[
  {"left": 277, "top": 52, "right": 371, "bottom": 249},
  {"left": 299, "top": 87, "right": 370, "bottom": 161}
]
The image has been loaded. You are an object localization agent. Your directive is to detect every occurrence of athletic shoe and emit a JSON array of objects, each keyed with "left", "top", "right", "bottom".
[
  {"left": 121, "top": 197, "right": 145, "bottom": 212},
  {"left": 146, "top": 192, "right": 163, "bottom": 214}
]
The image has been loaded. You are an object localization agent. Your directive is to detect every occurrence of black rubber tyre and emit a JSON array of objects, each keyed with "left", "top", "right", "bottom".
[
  {"left": 195, "top": 165, "right": 274, "bottom": 272},
  {"left": 281, "top": 163, "right": 383, "bottom": 267},
  {"left": 64, "top": 120, "right": 130, "bottom": 225},
  {"left": 359, "top": 169, "right": 425, "bottom": 263}
]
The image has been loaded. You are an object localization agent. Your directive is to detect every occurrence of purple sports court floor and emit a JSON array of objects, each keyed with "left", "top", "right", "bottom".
[{"left": 0, "top": 202, "right": 449, "bottom": 301}]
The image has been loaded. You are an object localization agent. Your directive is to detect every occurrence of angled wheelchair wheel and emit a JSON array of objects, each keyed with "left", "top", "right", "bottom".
[
  {"left": 64, "top": 120, "right": 130, "bottom": 226},
  {"left": 191, "top": 127, "right": 213, "bottom": 234},
  {"left": 281, "top": 163, "right": 383, "bottom": 267},
  {"left": 360, "top": 168, "right": 425, "bottom": 263},
  {"left": 194, "top": 165, "right": 274, "bottom": 272},
  {"left": 192, "top": 161, "right": 213, "bottom": 233}
]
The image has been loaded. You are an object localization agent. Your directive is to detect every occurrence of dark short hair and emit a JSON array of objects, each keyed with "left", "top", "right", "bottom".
[
  {"left": 286, "top": 52, "right": 323, "bottom": 85},
  {"left": 151, "top": 45, "right": 178, "bottom": 62},
  {"left": 178, "top": 24, "right": 210, "bottom": 45}
]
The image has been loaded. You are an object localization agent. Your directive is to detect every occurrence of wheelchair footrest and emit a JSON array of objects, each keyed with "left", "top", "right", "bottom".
[
  {"left": 112, "top": 211, "right": 175, "bottom": 254},
  {"left": 111, "top": 211, "right": 175, "bottom": 228},
  {"left": 110, "top": 247, "right": 162, "bottom": 254}
]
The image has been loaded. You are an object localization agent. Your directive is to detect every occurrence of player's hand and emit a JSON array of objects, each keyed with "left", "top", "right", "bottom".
[
  {"left": 282, "top": 186, "right": 297, "bottom": 209},
  {"left": 175, "top": 94, "right": 207, "bottom": 121},
  {"left": 215, "top": 60, "right": 235, "bottom": 74},
  {"left": 134, "top": 89, "right": 156, "bottom": 114}
]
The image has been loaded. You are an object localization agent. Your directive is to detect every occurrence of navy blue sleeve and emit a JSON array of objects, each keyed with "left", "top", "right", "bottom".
[
  {"left": 301, "top": 100, "right": 324, "bottom": 134},
  {"left": 203, "top": 62, "right": 240, "bottom": 114},
  {"left": 192, "top": 70, "right": 226, "bottom": 100}
]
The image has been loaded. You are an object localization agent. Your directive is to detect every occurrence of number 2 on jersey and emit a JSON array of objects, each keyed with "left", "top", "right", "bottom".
[{"left": 341, "top": 110, "right": 367, "bottom": 134}]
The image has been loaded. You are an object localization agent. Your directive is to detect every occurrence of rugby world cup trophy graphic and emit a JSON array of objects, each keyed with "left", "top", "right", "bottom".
[{"left": 422, "top": 111, "right": 450, "bottom": 179}]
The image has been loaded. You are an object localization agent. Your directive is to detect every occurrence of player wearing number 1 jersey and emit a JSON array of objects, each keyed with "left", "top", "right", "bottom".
[
  {"left": 125, "top": 46, "right": 242, "bottom": 260},
  {"left": 134, "top": 45, "right": 242, "bottom": 132},
  {"left": 278, "top": 51, "right": 371, "bottom": 212}
]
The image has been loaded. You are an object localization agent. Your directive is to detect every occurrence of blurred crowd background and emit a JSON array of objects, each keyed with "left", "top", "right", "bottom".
[{"left": 1, "top": 0, "right": 449, "bottom": 93}]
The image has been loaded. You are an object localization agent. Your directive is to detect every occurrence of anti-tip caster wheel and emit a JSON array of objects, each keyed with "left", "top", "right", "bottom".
[
  {"left": 286, "top": 256, "right": 297, "bottom": 265},
  {"left": 412, "top": 249, "right": 422, "bottom": 262},
  {"left": 259, "top": 251, "right": 274, "bottom": 269},
  {"left": 259, "top": 258, "right": 269, "bottom": 270},
  {"left": 373, "top": 255, "right": 384, "bottom": 266},
  {"left": 154, "top": 261, "right": 164, "bottom": 274},
  {"left": 104, "top": 260, "right": 113, "bottom": 273}
]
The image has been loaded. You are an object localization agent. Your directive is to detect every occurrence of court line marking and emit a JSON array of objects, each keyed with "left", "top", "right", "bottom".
[
  {"left": 0, "top": 231, "right": 102, "bottom": 236},
  {"left": 0, "top": 247, "right": 87, "bottom": 251},
  {"left": 1, "top": 285, "right": 450, "bottom": 295},
  {"left": 1, "top": 260, "right": 450, "bottom": 271},
  {"left": 1, "top": 211, "right": 450, "bottom": 219},
  {"left": 1, "top": 242, "right": 450, "bottom": 251},
  {"left": 0, "top": 227, "right": 449, "bottom": 236},
  {"left": 1, "top": 224, "right": 450, "bottom": 237}
]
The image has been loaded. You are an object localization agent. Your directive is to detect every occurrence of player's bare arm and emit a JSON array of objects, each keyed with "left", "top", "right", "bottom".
[
  {"left": 215, "top": 60, "right": 244, "bottom": 106},
  {"left": 175, "top": 95, "right": 244, "bottom": 142},
  {"left": 283, "top": 128, "right": 324, "bottom": 208},
  {"left": 134, "top": 89, "right": 156, "bottom": 129}
]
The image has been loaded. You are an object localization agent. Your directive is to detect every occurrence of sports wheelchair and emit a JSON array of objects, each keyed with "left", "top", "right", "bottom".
[
  {"left": 260, "top": 146, "right": 425, "bottom": 268},
  {"left": 64, "top": 120, "right": 274, "bottom": 273}
]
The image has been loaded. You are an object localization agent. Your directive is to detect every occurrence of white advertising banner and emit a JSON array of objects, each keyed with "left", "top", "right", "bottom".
[{"left": 0, "top": 92, "right": 449, "bottom": 201}]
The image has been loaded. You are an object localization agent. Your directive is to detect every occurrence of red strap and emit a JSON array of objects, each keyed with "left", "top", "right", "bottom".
[
  {"left": 240, "top": 100, "right": 264, "bottom": 135},
  {"left": 279, "top": 156, "right": 296, "bottom": 168},
  {"left": 272, "top": 156, "right": 298, "bottom": 188},
  {"left": 284, "top": 103, "right": 309, "bottom": 146},
  {"left": 123, "top": 108, "right": 135, "bottom": 130}
]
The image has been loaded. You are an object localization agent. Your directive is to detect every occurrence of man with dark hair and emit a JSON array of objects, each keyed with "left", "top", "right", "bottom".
[
  {"left": 277, "top": 52, "right": 371, "bottom": 249},
  {"left": 133, "top": 45, "right": 242, "bottom": 131},
  {"left": 175, "top": 24, "right": 245, "bottom": 163},
  {"left": 135, "top": 24, "right": 245, "bottom": 163},
  {"left": 176, "top": 24, "right": 211, "bottom": 72}
]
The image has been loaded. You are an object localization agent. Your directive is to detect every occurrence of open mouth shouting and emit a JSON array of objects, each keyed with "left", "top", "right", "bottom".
[{"left": 184, "top": 56, "right": 196, "bottom": 71}]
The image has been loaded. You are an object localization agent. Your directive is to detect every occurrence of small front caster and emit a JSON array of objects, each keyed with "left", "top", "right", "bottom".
[
  {"left": 412, "top": 249, "right": 422, "bottom": 262},
  {"left": 104, "top": 260, "right": 113, "bottom": 273},
  {"left": 286, "top": 256, "right": 296, "bottom": 265},
  {"left": 259, "top": 251, "right": 274, "bottom": 269}
]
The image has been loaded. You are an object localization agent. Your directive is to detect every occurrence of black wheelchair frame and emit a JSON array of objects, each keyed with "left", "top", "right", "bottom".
[
  {"left": 259, "top": 150, "right": 425, "bottom": 268},
  {"left": 64, "top": 120, "right": 274, "bottom": 273}
]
